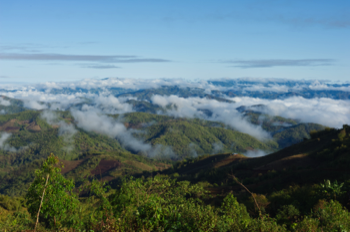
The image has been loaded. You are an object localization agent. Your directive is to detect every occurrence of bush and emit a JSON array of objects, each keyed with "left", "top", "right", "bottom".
[
  {"left": 275, "top": 204, "right": 300, "bottom": 227},
  {"left": 25, "top": 154, "right": 79, "bottom": 229},
  {"left": 220, "top": 193, "right": 251, "bottom": 231},
  {"left": 0, "top": 195, "right": 22, "bottom": 211},
  {"left": 313, "top": 200, "right": 350, "bottom": 230}
]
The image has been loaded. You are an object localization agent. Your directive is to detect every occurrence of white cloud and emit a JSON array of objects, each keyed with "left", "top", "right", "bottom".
[
  {"left": 94, "top": 95, "right": 133, "bottom": 114},
  {"left": 212, "top": 142, "right": 224, "bottom": 154},
  {"left": 0, "top": 77, "right": 350, "bottom": 155},
  {"left": 41, "top": 110, "right": 78, "bottom": 152},
  {"left": 71, "top": 108, "right": 144, "bottom": 149},
  {"left": 24, "top": 100, "right": 47, "bottom": 110},
  {"left": 0, "top": 132, "right": 12, "bottom": 148},
  {"left": 151, "top": 95, "right": 271, "bottom": 141},
  {"left": 0, "top": 132, "right": 17, "bottom": 152},
  {"left": 244, "top": 150, "right": 268, "bottom": 157},
  {"left": 242, "top": 84, "right": 290, "bottom": 93},
  {"left": 71, "top": 108, "right": 127, "bottom": 138},
  {"left": 232, "top": 96, "right": 350, "bottom": 128},
  {"left": 0, "top": 98, "right": 11, "bottom": 106},
  {"left": 70, "top": 107, "right": 178, "bottom": 158}
]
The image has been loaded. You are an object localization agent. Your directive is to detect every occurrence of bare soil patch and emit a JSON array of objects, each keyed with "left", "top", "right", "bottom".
[
  {"left": 27, "top": 122, "right": 41, "bottom": 132},
  {"left": 60, "top": 160, "right": 84, "bottom": 174},
  {"left": 90, "top": 159, "right": 121, "bottom": 176},
  {"left": 0, "top": 119, "right": 41, "bottom": 132}
]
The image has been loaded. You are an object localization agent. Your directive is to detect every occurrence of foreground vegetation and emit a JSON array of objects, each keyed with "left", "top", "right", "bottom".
[
  {"left": 1, "top": 150, "right": 350, "bottom": 231},
  {"left": 1, "top": 105, "right": 349, "bottom": 231}
]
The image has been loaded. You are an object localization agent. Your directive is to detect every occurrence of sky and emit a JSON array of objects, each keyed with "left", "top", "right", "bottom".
[{"left": 0, "top": 0, "right": 349, "bottom": 83}]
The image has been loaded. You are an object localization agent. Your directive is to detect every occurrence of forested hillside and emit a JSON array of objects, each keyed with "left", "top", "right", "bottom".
[
  {"left": 1, "top": 125, "right": 350, "bottom": 231},
  {"left": 0, "top": 108, "right": 324, "bottom": 196},
  {"left": 1, "top": 0, "right": 350, "bottom": 229}
]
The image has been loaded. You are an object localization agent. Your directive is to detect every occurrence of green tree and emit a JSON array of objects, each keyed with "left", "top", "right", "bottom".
[
  {"left": 25, "top": 153, "right": 79, "bottom": 230},
  {"left": 318, "top": 179, "right": 345, "bottom": 201}
]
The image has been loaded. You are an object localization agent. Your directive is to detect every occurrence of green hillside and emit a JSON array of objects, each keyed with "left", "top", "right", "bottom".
[
  {"left": 0, "top": 95, "right": 27, "bottom": 114},
  {"left": 1, "top": 125, "right": 350, "bottom": 231},
  {"left": 157, "top": 125, "right": 350, "bottom": 215},
  {"left": 0, "top": 109, "right": 325, "bottom": 197},
  {"left": 160, "top": 125, "right": 350, "bottom": 191},
  {"left": 121, "top": 112, "right": 324, "bottom": 157},
  {"left": 0, "top": 110, "right": 169, "bottom": 196},
  {"left": 121, "top": 112, "right": 277, "bottom": 158}
]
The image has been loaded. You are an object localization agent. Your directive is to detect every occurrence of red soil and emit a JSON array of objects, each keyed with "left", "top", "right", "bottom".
[
  {"left": 90, "top": 159, "right": 121, "bottom": 176},
  {"left": 60, "top": 160, "right": 84, "bottom": 174}
]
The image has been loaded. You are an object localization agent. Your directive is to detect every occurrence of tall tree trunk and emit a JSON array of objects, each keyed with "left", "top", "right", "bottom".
[{"left": 34, "top": 173, "right": 50, "bottom": 232}]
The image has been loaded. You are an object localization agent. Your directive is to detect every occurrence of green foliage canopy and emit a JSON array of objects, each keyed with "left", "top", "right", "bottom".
[{"left": 25, "top": 154, "right": 79, "bottom": 229}]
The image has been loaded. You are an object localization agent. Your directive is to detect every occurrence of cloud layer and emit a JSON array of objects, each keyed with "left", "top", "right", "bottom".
[
  {"left": 151, "top": 95, "right": 271, "bottom": 140},
  {"left": 71, "top": 108, "right": 175, "bottom": 158},
  {"left": 232, "top": 96, "right": 350, "bottom": 128},
  {"left": 1, "top": 77, "right": 350, "bottom": 157}
]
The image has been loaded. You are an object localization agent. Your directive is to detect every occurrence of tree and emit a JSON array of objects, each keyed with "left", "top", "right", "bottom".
[
  {"left": 25, "top": 153, "right": 78, "bottom": 230},
  {"left": 318, "top": 179, "right": 345, "bottom": 201}
]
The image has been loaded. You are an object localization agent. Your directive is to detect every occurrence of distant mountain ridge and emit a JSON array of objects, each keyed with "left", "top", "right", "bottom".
[{"left": 2, "top": 78, "right": 350, "bottom": 100}]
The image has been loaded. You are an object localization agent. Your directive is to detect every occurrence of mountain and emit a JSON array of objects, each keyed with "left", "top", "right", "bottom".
[
  {"left": 0, "top": 110, "right": 170, "bottom": 196},
  {"left": 0, "top": 108, "right": 324, "bottom": 196},
  {"left": 160, "top": 125, "right": 350, "bottom": 195},
  {"left": 0, "top": 95, "right": 27, "bottom": 114},
  {"left": 1, "top": 78, "right": 349, "bottom": 230},
  {"left": 0, "top": 106, "right": 349, "bottom": 230}
]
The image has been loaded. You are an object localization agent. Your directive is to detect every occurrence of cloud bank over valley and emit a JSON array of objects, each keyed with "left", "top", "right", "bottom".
[{"left": 1, "top": 77, "right": 350, "bottom": 157}]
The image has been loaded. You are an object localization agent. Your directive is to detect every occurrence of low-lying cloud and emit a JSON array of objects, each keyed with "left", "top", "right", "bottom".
[
  {"left": 0, "top": 132, "right": 11, "bottom": 148},
  {"left": 93, "top": 95, "right": 133, "bottom": 114},
  {"left": 151, "top": 95, "right": 271, "bottom": 141},
  {"left": 0, "top": 98, "right": 11, "bottom": 106},
  {"left": 244, "top": 150, "right": 268, "bottom": 158},
  {"left": 0, "top": 132, "right": 17, "bottom": 152},
  {"left": 41, "top": 110, "right": 78, "bottom": 152},
  {"left": 232, "top": 96, "right": 350, "bottom": 128},
  {"left": 2, "top": 77, "right": 350, "bottom": 97},
  {"left": 71, "top": 108, "right": 176, "bottom": 158},
  {"left": 0, "top": 77, "right": 350, "bottom": 158},
  {"left": 211, "top": 142, "right": 224, "bottom": 154}
]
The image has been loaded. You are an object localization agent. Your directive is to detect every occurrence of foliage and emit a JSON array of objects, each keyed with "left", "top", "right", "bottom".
[
  {"left": 25, "top": 153, "right": 79, "bottom": 229},
  {"left": 318, "top": 179, "right": 345, "bottom": 201},
  {"left": 0, "top": 195, "right": 22, "bottom": 211},
  {"left": 1, "top": 110, "right": 350, "bottom": 230},
  {"left": 2, "top": 169, "right": 350, "bottom": 231},
  {"left": 275, "top": 205, "right": 300, "bottom": 227},
  {"left": 294, "top": 200, "right": 350, "bottom": 231}
]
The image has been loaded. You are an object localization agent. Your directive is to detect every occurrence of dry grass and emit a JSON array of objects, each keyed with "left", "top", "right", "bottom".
[
  {"left": 90, "top": 160, "right": 121, "bottom": 176},
  {"left": 0, "top": 119, "right": 41, "bottom": 132},
  {"left": 254, "top": 153, "right": 318, "bottom": 171},
  {"left": 60, "top": 160, "right": 84, "bottom": 174},
  {"left": 125, "top": 160, "right": 153, "bottom": 171}
]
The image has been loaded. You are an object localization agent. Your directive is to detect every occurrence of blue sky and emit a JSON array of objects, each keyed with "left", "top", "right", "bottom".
[{"left": 0, "top": 0, "right": 349, "bottom": 83}]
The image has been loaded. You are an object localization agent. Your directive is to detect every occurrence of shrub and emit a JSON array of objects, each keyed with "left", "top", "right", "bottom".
[
  {"left": 25, "top": 154, "right": 79, "bottom": 230},
  {"left": 275, "top": 204, "right": 300, "bottom": 227}
]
